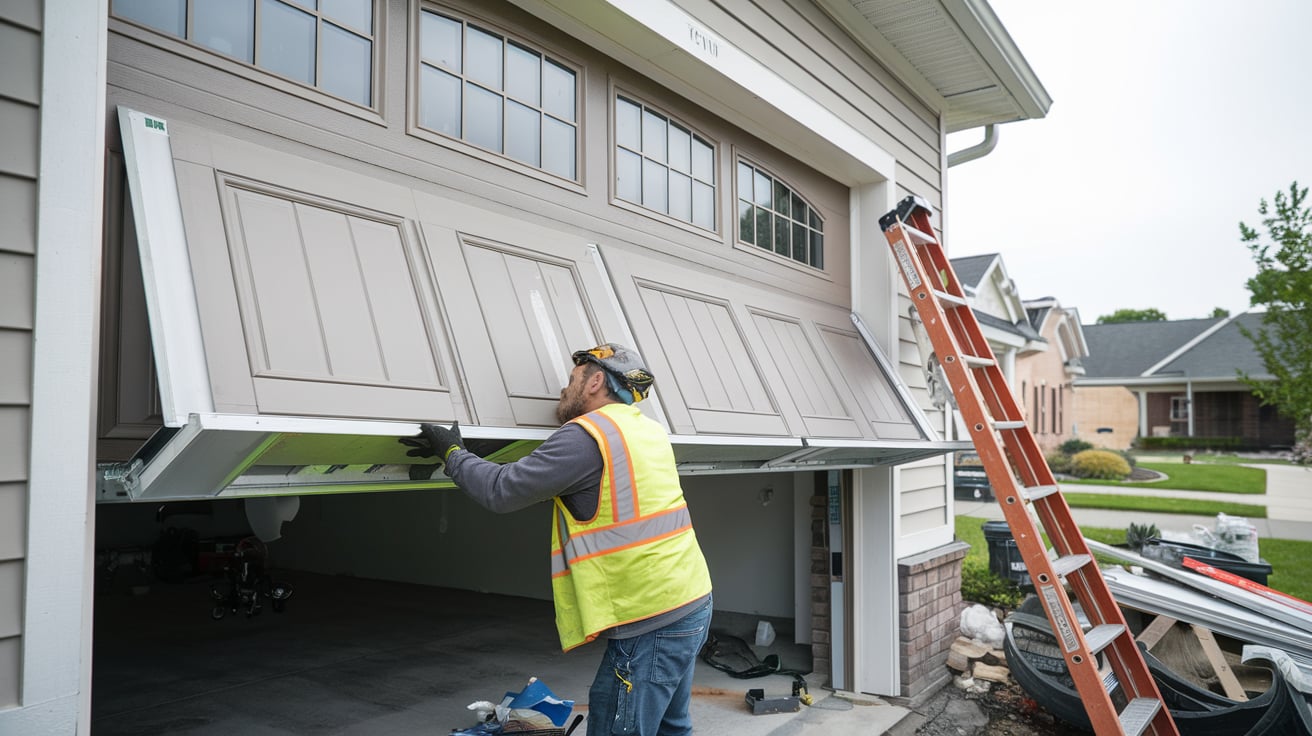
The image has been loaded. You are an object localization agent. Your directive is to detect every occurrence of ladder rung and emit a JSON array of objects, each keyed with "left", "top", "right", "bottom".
[
  {"left": 931, "top": 288, "right": 967, "bottom": 307},
  {"left": 1083, "top": 623, "right": 1126, "bottom": 655},
  {"left": 900, "top": 224, "right": 937, "bottom": 245},
  {"left": 1022, "top": 484, "right": 1060, "bottom": 501},
  {"left": 1049, "top": 553, "right": 1092, "bottom": 578},
  {"left": 992, "top": 420, "right": 1026, "bottom": 430},
  {"left": 961, "top": 354, "right": 996, "bottom": 369},
  {"left": 1119, "top": 697, "right": 1163, "bottom": 736}
]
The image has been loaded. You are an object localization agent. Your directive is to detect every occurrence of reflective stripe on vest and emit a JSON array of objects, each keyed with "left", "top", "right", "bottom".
[
  {"left": 573, "top": 411, "right": 637, "bottom": 522},
  {"left": 550, "top": 505, "right": 693, "bottom": 577}
]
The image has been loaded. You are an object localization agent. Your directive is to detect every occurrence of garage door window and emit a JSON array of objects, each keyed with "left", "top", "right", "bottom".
[
  {"left": 111, "top": 0, "right": 376, "bottom": 107},
  {"left": 736, "top": 160, "right": 823, "bottom": 269},
  {"left": 418, "top": 10, "right": 579, "bottom": 181},
  {"left": 614, "top": 96, "right": 716, "bottom": 231}
]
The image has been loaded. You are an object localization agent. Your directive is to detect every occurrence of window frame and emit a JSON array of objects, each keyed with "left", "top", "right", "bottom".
[
  {"left": 109, "top": 0, "right": 383, "bottom": 116},
  {"left": 408, "top": 4, "right": 585, "bottom": 190},
  {"left": 607, "top": 88, "right": 720, "bottom": 236},
  {"left": 1170, "top": 395, "right": 1190, "bottom": 422},
  {"left": 732, "top": 155, "right": 825, "bottom": 271}
]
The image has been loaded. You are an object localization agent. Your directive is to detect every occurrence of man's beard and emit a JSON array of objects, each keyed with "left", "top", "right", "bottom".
[{"left": 556, "top": 386, "right": 588, "bottom": 424}]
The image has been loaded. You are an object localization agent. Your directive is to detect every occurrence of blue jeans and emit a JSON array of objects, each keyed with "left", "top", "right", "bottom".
[{"left": 586, "top": 597, "right": 713, "bottom": 736}]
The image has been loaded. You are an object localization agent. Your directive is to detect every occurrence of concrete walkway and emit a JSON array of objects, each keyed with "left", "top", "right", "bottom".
[{"left": 955, "top": 462, "right": 1312, "bottom": 542}]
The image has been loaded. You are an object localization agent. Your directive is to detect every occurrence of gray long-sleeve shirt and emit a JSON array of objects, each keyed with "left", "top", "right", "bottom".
[{"left": 444, "top": 423, "right": 603, "bottom": 521}]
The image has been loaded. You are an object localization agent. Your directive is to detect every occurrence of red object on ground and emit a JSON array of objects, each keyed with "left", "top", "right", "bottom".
[{"left": 1181, "top": 556, "right": 1312, "bottom": 616}]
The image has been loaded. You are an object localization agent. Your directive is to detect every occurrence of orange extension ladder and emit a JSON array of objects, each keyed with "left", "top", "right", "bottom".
[{"left": 880, "top": 196, "right": 1179, "bottom": 736}]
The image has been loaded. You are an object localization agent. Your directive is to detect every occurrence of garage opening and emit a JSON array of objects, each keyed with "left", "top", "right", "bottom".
[{"left": 90, "top": 474, "right": 816, "bottom": 734}]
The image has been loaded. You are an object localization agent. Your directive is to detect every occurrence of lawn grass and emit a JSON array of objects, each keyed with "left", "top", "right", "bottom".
[
  {"left": 1062, "top": 462, "right": 1265, "bottom": 494},
  {"left": 1062, "top": 492, "right": 1267, "bottom": 518},
  {"left": 955, "top": 516, "right": 1310, "bottom": 601}
]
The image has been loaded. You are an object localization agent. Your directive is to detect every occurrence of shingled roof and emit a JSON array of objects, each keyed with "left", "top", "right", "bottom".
[{"left": 1081, "top": 313, "right": 1271, "bottom": 380}]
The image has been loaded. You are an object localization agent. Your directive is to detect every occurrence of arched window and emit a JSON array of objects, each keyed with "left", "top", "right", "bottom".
[{"left": 735, "top": 160, "right": 823, "bottom": 268}]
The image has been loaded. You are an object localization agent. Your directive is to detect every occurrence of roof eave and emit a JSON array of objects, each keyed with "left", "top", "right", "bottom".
[{"left": 940, "top": 0, "right": 1053, "bottom": 130}]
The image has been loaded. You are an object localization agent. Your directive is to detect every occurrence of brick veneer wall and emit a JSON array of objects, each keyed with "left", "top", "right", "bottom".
[
  {"left": 895, "top": 541, "right": 970, "bottom": 704},
  {"left": 809, "top": 486, "right": 831, "bottom": 681}
]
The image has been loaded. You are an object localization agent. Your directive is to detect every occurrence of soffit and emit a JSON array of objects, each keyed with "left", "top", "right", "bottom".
[{"left": 821, "top": 0, "right": 1051, "bottom": 132}]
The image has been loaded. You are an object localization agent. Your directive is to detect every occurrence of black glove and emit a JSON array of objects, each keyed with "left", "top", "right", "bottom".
[{"left": 400, "top": 422, "right": 464, "bottom": 463}]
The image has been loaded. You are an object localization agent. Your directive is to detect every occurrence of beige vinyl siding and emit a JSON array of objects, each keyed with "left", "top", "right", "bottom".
[
  {"left": 898, "top": 457, "right": 948, "bottom": 536},
  {"left": 675, "top": 0, "right": 943, "bottom": 205},
  {"left": 0, "top": 1, "right": 40, "bottom": 711}
]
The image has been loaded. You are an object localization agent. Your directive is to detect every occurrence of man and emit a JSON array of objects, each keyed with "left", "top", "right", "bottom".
[{"left": 404, "top": 343, "right": 714, "bottom": 736}]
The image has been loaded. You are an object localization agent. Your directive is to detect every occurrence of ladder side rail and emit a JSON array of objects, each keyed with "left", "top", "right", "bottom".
[{"left": 882, "top": 200, "right": 1179, "bottom": 735}]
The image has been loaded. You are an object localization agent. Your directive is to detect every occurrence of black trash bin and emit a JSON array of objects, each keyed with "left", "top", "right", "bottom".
[{"left": 981, "top": 520, "right": 1030, "bottom": 588}]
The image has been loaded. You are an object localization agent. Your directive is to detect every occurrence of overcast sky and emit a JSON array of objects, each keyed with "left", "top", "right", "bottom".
[{"left": 945, "top": 0, "right": 1312, "bottom": 324}]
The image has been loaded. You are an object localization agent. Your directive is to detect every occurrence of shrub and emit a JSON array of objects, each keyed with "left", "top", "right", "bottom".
[
  {"left": 960, "top": 559, "right": 1024, "bottom": 609},
  {"left": 1113, "top": 449, "right": 1137, "bottom": 469},
  {"left": 1135, "top": 436, "right": 1244, "bottom": 451},
  {"left": 1059, "top": 438, "right": 1093, "bottom": 455},
  {"left": 1070, "top": 449, "right": 1132, "bottom": 480},
  {"left": 1045, "top": 451, "right": 1072, "bottom": 474}
]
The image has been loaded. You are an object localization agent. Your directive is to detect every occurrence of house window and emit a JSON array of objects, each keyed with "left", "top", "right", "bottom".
[
  {"left": 736, "top": 161, "right": 823, "bottom": 268},
  {"left": 111, "top": 0, "right": 376, "bottom": 107},
  {"left": 614, "top": 96, "right": 715, "bottom": 229},
  {"left": 1170, "top": 396, "right": 1189, "bottom": 422},
  {"left": 418, "top": 10, "right": 579, "bottom": 180},
  {"left": 1051, "top": 387, "right": 1058, "bottom": 435}
]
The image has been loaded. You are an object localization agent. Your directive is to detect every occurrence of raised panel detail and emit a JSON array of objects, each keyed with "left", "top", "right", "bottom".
[
  {"left": 463, "top": 240, "right": 599, "bottom": 426},
  {"left": 219, "top": 178, "right": 452, "bottom": 420},
  {"left": 818, "top": 325, "right": 920, "bottom": 439},
  {"left": 636, "top": 282, "right": 787, "bottom": 436},
  {"left": 751, "top": 311, "right": 861, "bottom": 438}
]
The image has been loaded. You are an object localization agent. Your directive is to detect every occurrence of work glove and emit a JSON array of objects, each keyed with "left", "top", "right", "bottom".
[{"left": 400, "top": 421, "right": 465, "bottom": 464}]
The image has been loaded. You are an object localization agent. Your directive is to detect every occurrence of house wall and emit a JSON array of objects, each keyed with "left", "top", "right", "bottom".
[
  {"left": 1072, "top": 386, "right": 1139, "bottom": 450},
  {"left": 0, "top": 0, "right": 42, "bottom": 711},
  {"left": 1014, "top": 312, "right": 1075, "bottom": 453}
]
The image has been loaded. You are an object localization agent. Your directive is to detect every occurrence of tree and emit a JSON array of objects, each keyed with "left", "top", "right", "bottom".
[
  {"left": 1209, "top": 307, "right": 1231, "bottom": 318},
  {"left": 1238, "top": 181, "right": 1312, "bottom": 462},
  {"left": 1096, "top": 307, "right": 1167, "bottom": 324}
]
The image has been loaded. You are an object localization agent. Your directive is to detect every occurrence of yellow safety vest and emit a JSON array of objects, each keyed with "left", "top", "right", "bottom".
[{"left": 550, "top": 403, "right": 712, "bottom": 651}]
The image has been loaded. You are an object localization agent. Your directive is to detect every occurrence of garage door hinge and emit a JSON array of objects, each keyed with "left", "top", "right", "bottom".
[{"left": 97, "top": 460, "right": 143, "bottom": 502}]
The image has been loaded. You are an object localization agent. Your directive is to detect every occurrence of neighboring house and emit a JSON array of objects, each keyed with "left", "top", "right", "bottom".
[
  {"left": 1, "top": 1, "right": 1049, "bottom": 730},
  {"left": 1015, "top": 297, "right": 1089, "bottom": 452},
  {"left": 947, "top": 255, "right": 1090, "bottom": 453},
  {"left": 1075, "top": 314, "right": 1296, "bottom": 450},
  {"left": 949, "top": 254, "right": 1044, "bottom": 384}
]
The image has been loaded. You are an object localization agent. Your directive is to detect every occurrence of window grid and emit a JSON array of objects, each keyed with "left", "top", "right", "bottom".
[
  {"left": 110, "top": 0, "right": 376, "bottom": 107},
  {"left": 614, "top": 96, "right": 716, "bottom": 231},
  {"left": 418, "top": 10, "right": 579, "bottom": 181},
  {"left": 735, "top": 160, "right": 823, "bottom": 269}
]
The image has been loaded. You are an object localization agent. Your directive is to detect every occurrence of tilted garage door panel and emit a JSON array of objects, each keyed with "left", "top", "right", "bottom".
[
  {"left": 817, "top": 325, "right": 921, "bottom": 440},
  {"left": 463, "top": 239, "right": 601, "bottom": 427},
  {"left": 636, "top": 281, "right": 788, "bottom": 437},
  {"left": 220, "top": 180, "right": 452, "bottom": 419},
  {"left": 750, "top": 310, "right": 862, "bottom": 438}
]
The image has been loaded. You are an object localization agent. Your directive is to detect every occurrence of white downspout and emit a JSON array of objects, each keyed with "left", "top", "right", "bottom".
[{"left": 947, "top": 124, "right": 998, "bottom": 168}]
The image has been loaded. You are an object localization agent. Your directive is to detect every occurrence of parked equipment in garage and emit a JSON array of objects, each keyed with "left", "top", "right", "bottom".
[{"left": 210, "top": 536, "right": 293, "bottom": 619}]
